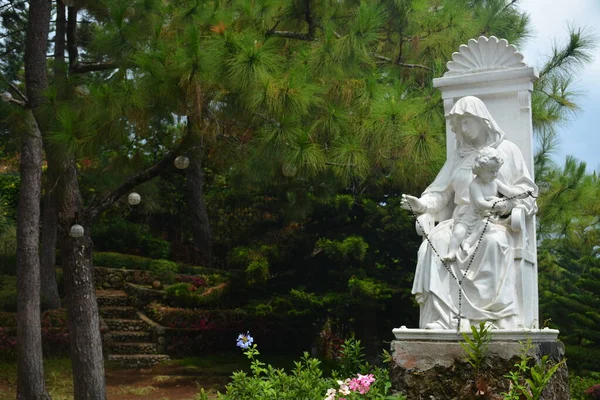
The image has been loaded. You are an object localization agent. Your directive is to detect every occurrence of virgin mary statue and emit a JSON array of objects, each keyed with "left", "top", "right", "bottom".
[{"left": 401, "top": 96, "right": 538, "bottom": 330}]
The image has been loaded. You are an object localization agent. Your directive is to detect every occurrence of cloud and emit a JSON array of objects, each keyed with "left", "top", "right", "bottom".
[{"left": 517, "top": 0, "right": 600, "bottom": 170}]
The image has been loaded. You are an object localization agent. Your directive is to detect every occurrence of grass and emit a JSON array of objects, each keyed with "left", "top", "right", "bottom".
[
  {"left": 117, "top": 385, "right": 157, "bottom": 396},
  {"left": 0, "top": 357, "right": 73, "bottom": 399}
]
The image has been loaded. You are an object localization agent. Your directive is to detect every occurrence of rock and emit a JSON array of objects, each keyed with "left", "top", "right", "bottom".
[
  {"left": 390, "top": 339, "right": 570, "bottom": 400},
  {"left": 152, "top": 280, "right": 163, "bottom": 290}
]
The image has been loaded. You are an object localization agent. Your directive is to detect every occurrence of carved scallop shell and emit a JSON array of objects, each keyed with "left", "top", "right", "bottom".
[{"left": 444, "top": 36, "right": 525, "bottom": 76}]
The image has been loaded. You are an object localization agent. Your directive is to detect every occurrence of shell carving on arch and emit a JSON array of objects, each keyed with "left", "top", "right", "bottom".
[{"left": 444, "top": 36, "right": 526, "bottom": 76}]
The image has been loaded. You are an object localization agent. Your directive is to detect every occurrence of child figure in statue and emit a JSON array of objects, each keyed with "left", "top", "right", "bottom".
[{"left": 443, "top": 147, "right": 526, "bottom": 262}]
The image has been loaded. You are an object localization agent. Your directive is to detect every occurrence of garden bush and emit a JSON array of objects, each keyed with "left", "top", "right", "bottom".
[
  {"left": 0, "top": 174, "right": 20, "bottom": 221},
  {"left": 146, "top": 302, "right": 246, "bottom": 330},
  {"left": 570, "top": 374, "right": 600, "bottom": 400},
  {"left": 92, "top": 218, "right": 148, "bottom": 254},
  {"left": 92, "top": 218, "right": 171, "bottom": 259},
  {"left": 0, "top": 311, "right": 15, "bottom": 327},
  {"left": 212, "top": 336, "right": 404, "bottom": 400},
  {"left": 164, "top": 282, "right": 228, "bottom": 308},
  {"left": 93, "top": 252, "right": 152, "bottom": 270},
  {"left": 0, "top": 275, "right": 17, "bottom": 312},
  {"left": 0, "top": 309, "right": 70, "bottom": 359},
  {"left": 148, "top": 259, "right": 178, "bottom": 283},
  {"left": 141, "top": 234, "right": 171, "bottom": 259}
]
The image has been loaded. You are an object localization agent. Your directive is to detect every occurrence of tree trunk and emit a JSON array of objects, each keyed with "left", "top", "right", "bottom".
[
  {"left": 40, "top": 162, "right": 61, "bottom": 310},
  {"left": 57, "top": 160, "right": 106, "bottom": 400},
  {"left": 16, "top": 0, "right": 52, "bottom": 398},
  {"left": 185, "top": 148, "right": 213, "bottom": 267},
  {"left": 38, "top": 0, "right": 67, "bottom": 311},
  {"left": 17, "top": 111, "right": 51, "bottom": 400}
]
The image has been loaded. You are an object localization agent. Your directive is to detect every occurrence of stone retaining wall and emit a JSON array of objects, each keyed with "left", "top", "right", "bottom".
[
  {"left": 124, "top": 282, "right": 165, "bottom": 307},
  {"left": 94, "top": 267, "right": 155, "bottom": 290}
]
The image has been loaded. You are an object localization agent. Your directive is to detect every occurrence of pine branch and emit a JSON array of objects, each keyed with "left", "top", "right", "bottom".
[
  {"left": 305, "top": 0, "right": 315, "bottom": 39},
  {"left": 372, "top": 53, "right": 432, "bottom": 71},
  {"left": 69, "top": 61, "right": 117, "bottom": 73},
  {"left": 88, "top": 140, "right": 192, "bottom": 219},
  {"left": 499, "top": 0, "right": 519, "bottom": 16},
  {"left": 267, "top": 30, "right": 315, "bottom": 41},
  {"left": 326, "top": 161, "right": 357, "bottom": 167},
  {"left": 0, "top": 27, "right": 26, "bottom": 40}
]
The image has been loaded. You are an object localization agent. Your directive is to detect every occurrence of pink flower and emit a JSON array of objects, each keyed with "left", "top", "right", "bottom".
[{"left": 348, "top": 373, "right": 375, "bottom": 394}]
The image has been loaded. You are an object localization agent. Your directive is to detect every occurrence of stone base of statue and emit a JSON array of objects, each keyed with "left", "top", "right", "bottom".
[{"left": 389, "top": 327, "right": 569, "bottom": 400}]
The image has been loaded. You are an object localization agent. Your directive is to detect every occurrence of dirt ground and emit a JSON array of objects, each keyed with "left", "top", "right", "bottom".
[
  {"left": 0, "top": 360, "right": 231, "bottom": 400},
  {"left": 104, "top": 363, "right": 228, "bottom": 400}
]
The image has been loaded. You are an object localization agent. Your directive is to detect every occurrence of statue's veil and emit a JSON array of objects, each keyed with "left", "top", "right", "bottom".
[{"left": 448, "top": 96, "right": 505, "bottom": 157}]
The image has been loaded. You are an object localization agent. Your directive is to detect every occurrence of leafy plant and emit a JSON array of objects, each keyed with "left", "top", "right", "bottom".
[
  {"left": 460, "top": 322, "right": 492, "bottom": 379},
  {"left": 503, "top": 341, "right": 566, "bottom": 400},
  {"left": 219, "top": 336, "right": 405, "bottom": 400},
  {"left": 148, "top": 259, "right": 178, "bottom": 284}
]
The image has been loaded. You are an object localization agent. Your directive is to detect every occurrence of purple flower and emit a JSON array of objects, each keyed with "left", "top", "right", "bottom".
[{"left": 236, "top": 331, "right": 254, "bottom": 349}]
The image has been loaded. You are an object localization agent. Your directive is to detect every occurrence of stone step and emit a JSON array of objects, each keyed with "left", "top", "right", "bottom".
[
  {"left": 108, "top": 354, "right": 170, "bottom": 369},
  {"left": 110, "top": 342, "right": 157, "bottom": 355},
  {"left": 96, "top": 290, "right": 130, "bottom": 307},
  {"left": 106, "top": 330, "right": 153, "bottom": 342},
  {"left": 104, "top": 318, "right": 149, "bottom": 332},
  {"left": 99, "top": 306, "right": 137, "bottom": 319}
]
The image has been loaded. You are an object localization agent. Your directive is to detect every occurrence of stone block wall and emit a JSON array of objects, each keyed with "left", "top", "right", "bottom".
[
  {"left": 94, "top": 267, "right": 155, "bottom": 290},
  {"left": 390, "top": 339, "right": 569, "bottom": 399}
]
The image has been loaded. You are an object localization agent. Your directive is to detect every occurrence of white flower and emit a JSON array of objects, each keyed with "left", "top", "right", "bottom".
[{"left": 324, "top": 388, "right": 337, "bottom": 400}]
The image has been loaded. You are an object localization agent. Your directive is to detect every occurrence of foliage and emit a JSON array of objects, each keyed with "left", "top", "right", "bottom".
[
  {"left": 0, "top": 174, "right": 19, "bottom": 221},
  {"left": 148, "top": 259, "right": 178, "bottom": 284},
  {"left": 0, "top": 327, "right": 16, "bottom": 361},
  {"left": 503, "top": 342, "right": 565, "bottom": 400},
  {"left": 92, "top": 218, "right": 171, "bottom": 259},
  {"left": 570, "top": 374, "right": 600, "bottom": 400},
  {"left": 146, "top": 302, "right": 246, "bottom": 331},
  {"left": 316, "top": 236, "right": 369, "bottom": 263},
  {"left": 93, "top": 251, "right": 153, "bottom": 270},
  {"left": 0, "top": 275, "right": 16, "bottom": 312},
  {"left": 230, "top": 245, "right": 277, "bottom": 286},
  {"left": 585, "top": 383, "right": 600, "bottom": 400},
  {"left": 460, "top": 322, "right": 492, "bottom": 378},
  {"left": 164, "top": 282, "right": 229, "bottom": 309},
  {"left": 219, "top": 337, "right": 404, "bottom": 400},
  {"left": 536, "top": 158, "right": 600, "bottom": 372}
]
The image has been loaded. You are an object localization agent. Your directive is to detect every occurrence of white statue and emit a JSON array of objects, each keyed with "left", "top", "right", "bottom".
[
  {"left": 444, "top": 147, "right": 531, "bottom": 262},
  {"left": 401, "top": 96, "right": 538, "bottom": 330}
]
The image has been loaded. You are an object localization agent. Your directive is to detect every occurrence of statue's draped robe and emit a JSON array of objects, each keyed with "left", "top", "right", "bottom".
[{"left": 411, "top": 101, "right": 537, "bottom": 329}]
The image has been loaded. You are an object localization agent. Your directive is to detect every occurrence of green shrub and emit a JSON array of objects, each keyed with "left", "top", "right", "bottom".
[
  {"left": 0, "top": 174, "right": 20, "bottom": 221},
  {"left": 92, "top": 218, "right": 148, "bottom": 253},
  {"left": 93, "top": 252, "right": 152, "bottom": 270},
  {"left": 141, "top": 235, "right": 171, "bottom": 259},
  {"left": 218, "top": 338, "right": 404, "bottom": 400},
  {"left": 148, "top": 259, "right": 178, "bottom": 283},
  {"left": 570, "top": 374, "right": 600, "bottom": 400},
  {"left": 165, "top": 282, "right": 227, "bottom": 308},
  {"left": 0, "top": 275, "right": 17, "bottom": 312},
  {"left": 146, "top": 302, "right": 245, "bottom": 329},
  {"left": 0, "top": 225, "right": 16, "bottom": 276},
  {"left": 0, "top": 311, "right": 15, "bottom": 327}
]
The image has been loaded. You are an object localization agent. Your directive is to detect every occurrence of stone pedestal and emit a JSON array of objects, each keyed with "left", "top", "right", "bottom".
[{"left": 390, "top": 328, "right": 569, "bottom": 400}]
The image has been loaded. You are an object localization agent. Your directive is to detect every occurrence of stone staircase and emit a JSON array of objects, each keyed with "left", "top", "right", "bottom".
[{"left": 97, "top": 290, "right": 169, "bottom": 368}]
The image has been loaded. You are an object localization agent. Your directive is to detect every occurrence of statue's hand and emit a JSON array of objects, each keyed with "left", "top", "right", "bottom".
[
  {"left": 401, "top": 194, "right": 427, "bottom": 214},
  {"left": 491, "top": 198, "right": 508, "bottom": 214}
]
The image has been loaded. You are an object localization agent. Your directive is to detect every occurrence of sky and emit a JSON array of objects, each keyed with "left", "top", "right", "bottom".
[{"left": 517, "top": 0, "right": 600, "bottom": 172}]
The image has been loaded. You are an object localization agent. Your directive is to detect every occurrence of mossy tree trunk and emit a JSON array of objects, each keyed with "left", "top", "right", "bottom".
[{"left": 16, "top": 0, "right": 52, "bottom": 398}]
